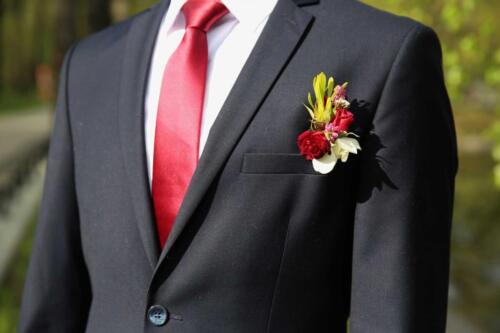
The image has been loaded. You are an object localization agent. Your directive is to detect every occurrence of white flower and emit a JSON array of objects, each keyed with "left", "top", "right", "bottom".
[
  {"left": 334, "top": 98, "right": 350, "bottom": 109},
  {"left": 312, "top": 152, "right": 338, "bottom": 174},
  {"left": 335, "top": 137, "right": 361, "bottom": 154},
  {"left": 312, "top": 137, "right": 361, "bottom": 174}
]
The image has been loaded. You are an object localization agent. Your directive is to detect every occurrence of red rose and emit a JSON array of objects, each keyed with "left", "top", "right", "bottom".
[
  {"left": 332, "top": 108, "right": 354, "bottom": 133},
  {"left": 297, "top": 130, "right": 330, "bottom": 160}
]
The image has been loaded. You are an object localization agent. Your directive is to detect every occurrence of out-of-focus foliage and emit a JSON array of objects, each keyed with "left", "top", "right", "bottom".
[
  {"left": 0, "top": 0, "right": 112, "bottom": 110},
  {"left": 452, "top": 151, "right": 500, "bottom": 332},
  {"left": 0, "top": 216, "right": 36, "bottom": 333},
  {"left": 364, "top": 0, "right": 499, "bottom": 102},
  {"left": 492, "top": 122, "right": 500, "bottom": 187},
  {"left": 0, "top": 0, "right": 156, "bottom": 108}
]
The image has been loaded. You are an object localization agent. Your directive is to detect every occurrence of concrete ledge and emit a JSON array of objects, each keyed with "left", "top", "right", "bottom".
[{"left": 0, "top": 161, "right": 45, "bottom": 283}]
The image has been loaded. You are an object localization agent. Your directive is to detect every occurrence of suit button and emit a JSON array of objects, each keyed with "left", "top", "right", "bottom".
[{"left": 147, "top": 305, "right": 169, "bottom": 326}]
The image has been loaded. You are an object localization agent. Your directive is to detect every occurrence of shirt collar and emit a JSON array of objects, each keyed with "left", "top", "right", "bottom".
[{"left": 166, "top": 0, "right": 279, "bottom": 32}]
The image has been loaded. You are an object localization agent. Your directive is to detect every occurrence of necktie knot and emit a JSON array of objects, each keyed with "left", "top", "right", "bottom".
[{"left": 181, "top": 0, "right": 229, "bottom": 32}]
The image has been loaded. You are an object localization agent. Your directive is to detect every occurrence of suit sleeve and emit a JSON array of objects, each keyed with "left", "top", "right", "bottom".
[
  {"left": 349, "top": 25, "right": 458, "bottom": 333},
  {"left": 18, "top": 46, "right": 92, "bottom": 332}
]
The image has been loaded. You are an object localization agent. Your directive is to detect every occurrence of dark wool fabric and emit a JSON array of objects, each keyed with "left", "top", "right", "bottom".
[{"left": 19, "top": 0, "right": 457, "bottom": 332}]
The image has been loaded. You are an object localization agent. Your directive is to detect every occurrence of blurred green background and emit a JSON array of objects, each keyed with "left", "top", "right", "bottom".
[{"left": 0, "top": 0, "right": 499, "bottom": 332}]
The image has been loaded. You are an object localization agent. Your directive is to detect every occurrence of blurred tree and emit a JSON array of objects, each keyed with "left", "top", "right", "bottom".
[
  {"left": 0, "top": 0, "right": 115, "bottom": 100},
  {"left": 0, "top": 0, "right": 4, "bottom": 92},
  {"left": 492, "top": 122, "right": 500, "bottom": 187},
  {"left": 2, "top": 0, "right": 31, "bottom": 92},
  {"left": 365, "top": 0, "right": 499, "bottom": 104},
  {"left": 127, "top": 0, "right": 157, "bottom": 16},
  {"left": 88, "top": 0, "right": 112, "bottom": 32},
  {"left": 54, "top": 0, "right": 77, "bottom": 71}
]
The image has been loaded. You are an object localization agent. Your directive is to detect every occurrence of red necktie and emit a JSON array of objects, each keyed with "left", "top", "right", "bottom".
[{"left": 152, "top": 0, "right": 229, "bottom": 248}]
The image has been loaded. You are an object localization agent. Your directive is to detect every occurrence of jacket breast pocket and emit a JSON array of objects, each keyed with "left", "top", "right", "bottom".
[{"left": 240, "top": 153, "right": 322, "bottom": 175}]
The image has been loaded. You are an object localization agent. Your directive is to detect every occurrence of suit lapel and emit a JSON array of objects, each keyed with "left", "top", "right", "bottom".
[
  {"left": 118, "top": 0, "right": 172, "bottom": 269},
  {"left": 156, "top": 0, "right": 315, "bottom": 268}
]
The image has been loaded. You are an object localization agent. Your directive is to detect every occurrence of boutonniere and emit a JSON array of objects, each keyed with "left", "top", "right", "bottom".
[{"left": 297, "top": 72, "right": 361, "bottom": 174}]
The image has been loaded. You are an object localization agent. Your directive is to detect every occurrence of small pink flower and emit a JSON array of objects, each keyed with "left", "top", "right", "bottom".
[
  {"left": 325, "top": 123, "right": 340, "bottom": 142},
  {"left": 333, "top": 85, "right": 346, "bottom": 101}
]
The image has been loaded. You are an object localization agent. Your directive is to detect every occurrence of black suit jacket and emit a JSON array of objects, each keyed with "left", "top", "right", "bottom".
[{"left": 19, "top": 0, "right": 458, "bottom": 332}]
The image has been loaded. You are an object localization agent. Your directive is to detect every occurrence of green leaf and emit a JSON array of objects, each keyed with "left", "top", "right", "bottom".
[
  {"left": 313, "top": 72, "right": 327, "bottom": 116},
  {"left": 313, "top": 74, "right": 324, "bottom": 114},
  {"left": 347, "top": 132, "right": 360, "bottom": 138},
  {"left": 327, "top": 77, "right": 334, "bottom": 97},
  {"left": 307, "top": 92, "right": 314, "bottom": 109},
  {"left": 325, "top": 96, "right": 333, "bottom": 121},
  {"left": 304, "top": 104, "right": 315, "bottom": 119}
]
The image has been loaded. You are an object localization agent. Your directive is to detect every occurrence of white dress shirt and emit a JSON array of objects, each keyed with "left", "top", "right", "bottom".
[{"left": 145, "top": 0, "right": 279, "bottom": 185}]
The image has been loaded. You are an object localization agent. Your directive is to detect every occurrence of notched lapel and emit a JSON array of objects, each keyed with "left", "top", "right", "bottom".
[
  {"left": 118, "top": 0, "right": 172, "bottom": 270},
  {"left": 156, "top": 0, "right": 315, "bottom": 271}
]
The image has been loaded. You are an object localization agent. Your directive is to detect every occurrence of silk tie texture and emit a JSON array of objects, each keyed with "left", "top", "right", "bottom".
[{"left": 152, "top": 1, "right": 229, "bottom": 248}]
